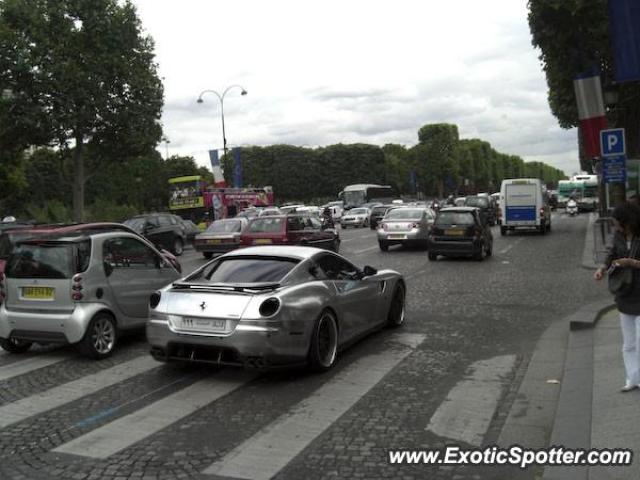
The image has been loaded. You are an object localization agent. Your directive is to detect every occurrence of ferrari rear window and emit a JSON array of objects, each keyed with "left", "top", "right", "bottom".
[{"left": 188, "top": 257, "right": 299, "bottom": 284}]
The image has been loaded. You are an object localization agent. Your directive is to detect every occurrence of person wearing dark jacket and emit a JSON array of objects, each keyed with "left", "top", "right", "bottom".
[{"left": 594, "top": 202, "right": 640, "bottom": 392}]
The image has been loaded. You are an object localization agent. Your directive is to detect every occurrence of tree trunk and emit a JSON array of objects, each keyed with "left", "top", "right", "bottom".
[{"left": 73, "top": 136, "right": 85, "bottom": 222}]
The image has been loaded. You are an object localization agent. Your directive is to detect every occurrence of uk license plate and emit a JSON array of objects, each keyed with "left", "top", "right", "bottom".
[
  {"left": 444, "top": 229, "right": 464, "bottom": 236},
  {"left": 254, "top": 239, "right": 272, "bottom": 245},
  {"left": 181, "top": 317, "right": 226, "bottom": 332},
  {"left": 207, "top": 239, "right": 221, "bottom": 244},
  {"left": 22, "top": 286, "right": 54, "bottom": 300}
]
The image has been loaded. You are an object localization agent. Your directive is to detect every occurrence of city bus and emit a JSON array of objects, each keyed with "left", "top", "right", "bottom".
[
  {"left": 338, "top": 184, "right": 395, "bottom": 209},
  {"left": 572, "top": 174, "right": 598, "bottom": 212}
]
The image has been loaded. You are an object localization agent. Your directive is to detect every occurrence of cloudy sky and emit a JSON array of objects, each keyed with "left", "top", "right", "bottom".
[{"left": 134, "top": 0, "right": 580, "bottom": 176}]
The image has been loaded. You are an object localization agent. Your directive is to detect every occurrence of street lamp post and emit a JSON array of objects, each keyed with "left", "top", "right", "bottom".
[{"left": 197, "top": 85, "right": 247, "bottom": 160}]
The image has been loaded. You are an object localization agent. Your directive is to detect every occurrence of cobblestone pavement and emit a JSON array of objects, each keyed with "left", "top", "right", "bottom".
[{"left": 0, "top": 213, "right": 607, "bottom": 480}]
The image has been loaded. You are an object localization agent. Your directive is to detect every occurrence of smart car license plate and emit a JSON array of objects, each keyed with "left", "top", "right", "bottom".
[
  {"left": 254, "top": 239, "right": 272, "bottom": 245},
  {"left": 444, "top": 229, "right": 464, "bottom": 236},
  {"left": 22, "top": 286, "right": 54, "bottom": 300},
  {"left": 181, "top": 317, "right": 226, "bottom": 332}
]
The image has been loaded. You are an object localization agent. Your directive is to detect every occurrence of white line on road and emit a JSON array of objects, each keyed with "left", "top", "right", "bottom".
[
  {"left": 353, "top": 245, "right": 379, "bottom": 255},
  {"left": 0, "top": 353, "right": 68, "bottom": 382},
  {"left": 53, "top": 370, "right": 256, "bottom": 458},
  {"left": 0, "top": 356, "right": 160, "bottom": 429},
  {"left": 426, "top": 354, "right": 516, "bottom": 446},
  {"left": 203, "top": 333, "right": 426, "bottom": 480},
  {"left": 498, "top": 238, "right": 523, "bottom": 255}
]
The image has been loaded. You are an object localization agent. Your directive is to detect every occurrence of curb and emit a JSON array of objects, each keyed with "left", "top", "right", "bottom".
[
  {"left": 542, "top": 300, "right": 615, "bottom": 480},
  {"left": 581, "top": 212, "right": 598, "bottom": 270}
]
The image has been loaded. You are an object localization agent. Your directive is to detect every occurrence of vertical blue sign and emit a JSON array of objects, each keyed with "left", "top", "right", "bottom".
[
  {"left": 208, "top": 150, "right": 219, "bottom": 169},
  {"left": 609, "top": 0, "right": 640, "bottom": 82},
  {"left": 233, "top": 147, "right": 243, "bottom": 188}
]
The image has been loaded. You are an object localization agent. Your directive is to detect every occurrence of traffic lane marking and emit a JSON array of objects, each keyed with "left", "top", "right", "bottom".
[
  {"left": 203, "top": 333, "right": 426, "bottom": 480},
  {"left": 0, "top": 352, "right": 69, "bottom": 382},
  {"left": 498, "top": 237, "right": 524, "bottom": 255},
  {"left": 53, "top": 369, "right": 256, "bottom": 459},
  {"left": 426, "top": 354, "right": 517, "bottom": 446},
  {"left": 0, "top": 356, "right": 161, "bottom": 429}
]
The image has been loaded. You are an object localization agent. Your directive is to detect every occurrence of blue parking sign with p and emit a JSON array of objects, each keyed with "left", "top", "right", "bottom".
[{"left": 600, "top": 128, "right": 625, "bottom": 156}]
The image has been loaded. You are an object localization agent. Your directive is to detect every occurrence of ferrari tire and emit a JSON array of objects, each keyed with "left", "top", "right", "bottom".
[
  {"left": 387, "top": 284, "right": 405, "bottom": 328},
  {"left": 308, "top": 310, "right": 338, "bottom": 372},
  {"left": 0, "top": 337, "right": 33, "bottom": 354}
]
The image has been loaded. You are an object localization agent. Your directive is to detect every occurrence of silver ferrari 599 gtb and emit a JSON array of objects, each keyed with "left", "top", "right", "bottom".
[{"left": 146, "top": 246, "right": 405, "bottom": 371}]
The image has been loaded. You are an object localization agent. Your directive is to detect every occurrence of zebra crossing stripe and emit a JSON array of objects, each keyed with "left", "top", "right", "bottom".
[
  {"left": 203, "top": 333, "right": 425, "bottom": 480},
  {"left": 0, "top": 355, "right": 160, "bottom": 429},
  {"left": 0, "top": 353, "right": 68, "bottom": 382},
  {"left": 426, "top": 354, "right": 516, "bottom": 446},
  {"left": 53, "top": 369, "right": 256, "bottom": 458}
]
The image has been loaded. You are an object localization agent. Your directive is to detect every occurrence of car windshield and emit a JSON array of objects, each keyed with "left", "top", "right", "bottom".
[
  {"left": 206, "top": 220, "right": 243, "bottom": 233},
  {"left": 188, "top": 257, "right": 299, "bottom": 284},
  {"left": 7, "top": 243, "right": 74, "bottom": 279},
  {"left": 248, "top": 218, "right": 284, "bottom": 233},
  {"left": 435, "top": 212, "right": 476, "bottom": 226},
  {"left": 343, "top": 190, "right": 365, "bottom": 208},
  {"left": 372, "top": 206, "right": 388, "bottom": 215},
  {"left": 465, "top": 197, "right": 489, "bottom": 207},
  {"left": 123, "top": 218, "right": 146, "bottom": 232},
  {"left": 385, "top": 209, "right": 423, "bottom": 220},
  {"left": 350, "top": 208, "right": 368, "bottom": 215}
]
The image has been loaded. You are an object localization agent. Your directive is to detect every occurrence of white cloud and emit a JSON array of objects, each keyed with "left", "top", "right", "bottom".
[{"left": 134, "top": 0, "right": 578, "bottom": 175}]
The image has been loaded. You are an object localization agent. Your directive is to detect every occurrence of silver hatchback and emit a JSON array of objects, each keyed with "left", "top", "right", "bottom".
[
  {"left": 0, "top": 232, "right": 180, "bottom": 358},
  {"left": 377, "top": 207, "right": 435, "bottom": 251}
]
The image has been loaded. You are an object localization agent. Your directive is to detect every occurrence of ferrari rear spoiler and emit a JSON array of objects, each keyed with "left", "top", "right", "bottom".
[{"left": 171, "top": 281, "right": 280, "bottom": 292}]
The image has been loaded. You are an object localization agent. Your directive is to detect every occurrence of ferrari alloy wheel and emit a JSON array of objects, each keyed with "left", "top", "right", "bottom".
[
  {"left": 308, "top": 310, "right": 338, "bottom": 372},
  {"left": 387, "top": 284, "right": 405, "bottom": 328}
]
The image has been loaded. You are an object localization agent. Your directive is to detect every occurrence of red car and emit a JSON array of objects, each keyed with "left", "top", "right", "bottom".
[{"left": 240, "top": 215, "right": 340, "bottom": 252}]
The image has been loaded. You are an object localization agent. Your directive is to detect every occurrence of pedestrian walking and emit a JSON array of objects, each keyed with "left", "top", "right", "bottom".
[{"left": 594, "top": 202, "right": 640, "bottom": 392}]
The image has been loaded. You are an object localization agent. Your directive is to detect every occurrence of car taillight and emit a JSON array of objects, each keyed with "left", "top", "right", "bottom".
[
  {"left": 540, "top": 208, "right": 545, "bottom": 217},
  {"left": 0, "top": 272, "right": 5, "bottom": 302},
  {"left": 71, "top": 273, "right": 83, "bottom": 301}
]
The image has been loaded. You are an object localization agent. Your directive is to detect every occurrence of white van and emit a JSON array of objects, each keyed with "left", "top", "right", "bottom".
[{"left": 500, "top": 178, "right": 551, "bottom": 236}]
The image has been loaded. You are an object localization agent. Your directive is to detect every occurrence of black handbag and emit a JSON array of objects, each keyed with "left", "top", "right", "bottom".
[{"left": 608, "top": 237, "right": 639, "bottom": 296}]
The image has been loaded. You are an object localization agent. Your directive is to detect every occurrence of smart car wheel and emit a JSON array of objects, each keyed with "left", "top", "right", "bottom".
[
  {"left": 387, "top": 284, "right": 405, "bottom": 328},
  {"left": 0, "top": 337, "right": 32, "bottom": 354},
  {"left": 78, "top": 313, "right": 117, "bottom": 359},
  {"left": 308, "top": 310, "right": 338, "bottom": 372},
  {"left": 173, "top": 237, "right": 184, "bottom": 256}
]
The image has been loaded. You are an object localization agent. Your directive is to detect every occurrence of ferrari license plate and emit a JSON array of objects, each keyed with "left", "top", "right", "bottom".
[
  {"left": 181, "top": 317, "right": 226, "bottom": 332},
  {"left": 254, "top": 239, "right": 272, "bottom": 245},
  {"left": 22, "top": 286, "right": 54, "bottom": 300},
  {"left": 444, "top": 229, "right": 464, "bottom": 236}
]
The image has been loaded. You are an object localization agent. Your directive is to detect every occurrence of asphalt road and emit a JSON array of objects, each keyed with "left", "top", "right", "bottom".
[{"left": 0, "top": 212, "right": 609, "bottom": 480}]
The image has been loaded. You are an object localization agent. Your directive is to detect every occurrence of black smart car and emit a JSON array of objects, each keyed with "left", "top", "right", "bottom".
[{"left": 427, "top": 207, "right": 493, "bottom": 261}]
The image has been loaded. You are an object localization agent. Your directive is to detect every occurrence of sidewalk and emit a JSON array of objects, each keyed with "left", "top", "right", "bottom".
[
  {"left": 589, "top": 309, "right": 640, "bottom": 480},
  {"left": 543, "top": 308, "right": 640, "bottom": 480}
]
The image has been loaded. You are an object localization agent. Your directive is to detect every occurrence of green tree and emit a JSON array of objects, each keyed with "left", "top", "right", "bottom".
[
  {"left": 528, "top": 0, "right": 640, "bottom": 163},
  {"left": 0, "top": 0, "right": 164, "bottom": 221},
  {"left": 417, "top": 124, "right": 459, "bottom": 197}
]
